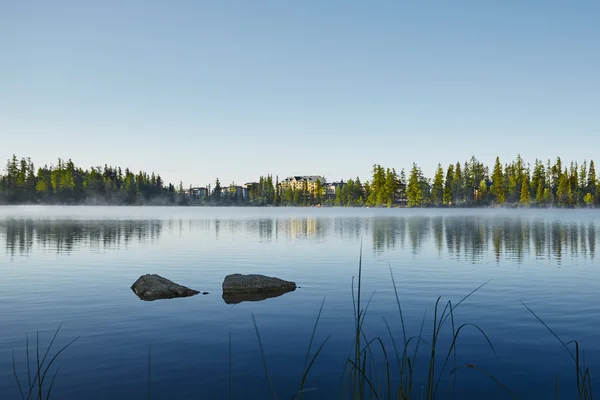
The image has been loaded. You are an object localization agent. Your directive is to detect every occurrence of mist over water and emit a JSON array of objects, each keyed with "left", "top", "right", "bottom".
[
  {"left": 0, "top": 207, "right": 598, "bottom": 399},
  {"left": 2, "top": 209, "right": 596, "bottom": 264}
]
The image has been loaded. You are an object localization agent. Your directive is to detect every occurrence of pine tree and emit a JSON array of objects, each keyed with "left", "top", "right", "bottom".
[
  {"left": 520, "top": 174, "right": 531, "bottom": 206},
  {"left": 406, "top": 163, "right": 423, "bottom": 207},
  {"left": 584, "top": 193, "right": 594, "bottom": 207},
  {"left": 551, "top": 157, "right": 562, "bottom": 197},
  {"left": 579, "top": 161, "right": 587, "bottom": 190},
  {"left": 431, "top": 163, "right": 444, "bottom": 206},
  {"left": 587, "top": 160, "right": 596, "bottom": 199},
  {"left": 531, "top": 160, "right": 545, "bottom": 197},
  {"left": 468, "top": 156, "right": 486, "bottom": 201},
  {"left": 443, "top": 164, "right": 454, "bottom": 205},
  {"left": 491, "top": 157, "right": 505, "bottom": 204},
  {"left": 213, "top": 178, "right": 221, "bottom": 201},
  {"left": 476, "top": 179, "right": 488, "bottom": 202},
  {"left": 274, "top": 176, "right": 280, "bottom": 206},
  {"left": 367, "top": 164, "right": 386, "bottom": 207},
  {"left": 535, "top": 181, "right": 545, "bottom": 205},
  {"left": 453, "top": 162, "right": 464, "bottom": 203},
  {"left": 557, "top": 171, "right": 569, "bottom": 206},
  {"left": 384, "top": 168, "right": 399, "bottom": 207},
  {"left": 315, "top": 178, "right": 324, "bottom": 205}
]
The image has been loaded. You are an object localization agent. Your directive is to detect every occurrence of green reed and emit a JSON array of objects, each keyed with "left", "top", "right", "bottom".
[
  {"left": 247, "top": 245, "right": 593, "bottom": 399},
  {"left": 12, "top": 323, "right": 80, "bottom": 400}
]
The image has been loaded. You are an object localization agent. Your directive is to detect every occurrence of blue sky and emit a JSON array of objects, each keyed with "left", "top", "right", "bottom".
[{"left": 1, "top": 1, "right": 599, "bottom": 187}]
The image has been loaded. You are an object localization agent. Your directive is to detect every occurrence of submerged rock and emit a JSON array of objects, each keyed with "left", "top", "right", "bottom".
[
  {"left": 131, "top": 274, "right": 200, "bottom": 301},
  {"left": 222, "top": 273, "right": 296, "bottom": 301}
]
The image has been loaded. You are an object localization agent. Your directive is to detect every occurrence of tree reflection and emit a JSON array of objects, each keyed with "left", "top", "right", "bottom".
[
  {"left": 1, "top": 214, "right": 597, "bottom": 264},
  {"left": 1, "top": 219, "right": 162, "bottom": 256},
  {"left": 369, "top": 215, "right": 597, "bottom": 264}
]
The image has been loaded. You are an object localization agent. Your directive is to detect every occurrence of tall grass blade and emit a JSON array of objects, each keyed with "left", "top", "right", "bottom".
[
  {"left": 359, "top": 333, "right": 382, "bottom": 396},
  {"left": 229, "top": 328, "right": 232, "bottom": 400},
  {"left": 433, "top": 322, "right": 497, "bottom": 398},
  {"left": 408, "top": 311, "right": 428, "bottom": 399},
  {"left": 359, "top": 291, "right": 377, "bottom": 329},
  {"left": 383, "top": 318, "right": 400, "bottom": 374},
  {"left": 425, "top": 297, "right": 442, "bottom": 400},
  {"left": 39, "top": 323, "right": 63, "bottom": 370},
  {"left": 361, "top": 351, "right": 367, "bottom": 397},
  {"left": 336, "top": 341, "right": 355, "bottom": 399},
  {"left": 347, "top": 358, "right": 380, "bottom": 400},
  {"left": 36, "top": 331, "right": 41, "bottom": 400},
  {"left": 45, "top": 367, "right": 60, "bottom": 400},
  {"left": 294, "top": 335, "right": 331, "bottom": 400},
  {"left": 13, "top": 350, "right": 25, "bottom": 400},
  {"left": 449, "top": 300, "right": 458, "bottom": 396},
  {"left": 522, "top": 300, "right": 591, "bottom": 395},
  {"left": 297, "top": 297, "right": 327, "bottom": 400},
  {"left": 302, "top": 297, "right": 326, "bottom": 372},
  {"left": 26, "top": 333, "right": 31, "bottom": 396},
  {"left": 13, "top": 324, "right": 81, "bottom": 400},
  {"left": 39, "top": 334, "right": 81, "bottom": 394},
  {"left": 439, "top": 280, "right": 490, "bottom": 329},
  {"left": 356, "top": 242, "right": 364, "bottom": 395},
  {"left": 147, "top": 342, "right": 151, "bottom": 400},
  {"left": 351, "top": 241, "right": 364, "bottom": 397},
  {"left": 450, "top": 364, "right": 518, "bottom": 399},
  {"left": 388, "top": 264, "right": 407, "bottom": 348},
  {"left": 365, "top": 336, "right": 391, "bottom": 399},
  {"left": 251, "top": 313, "right": 278, "bottom": 400}
]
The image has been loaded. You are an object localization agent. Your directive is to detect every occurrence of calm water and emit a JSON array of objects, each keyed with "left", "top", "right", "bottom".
[{"left": 0, "top": 206, "right": 599, "bottom": 399}]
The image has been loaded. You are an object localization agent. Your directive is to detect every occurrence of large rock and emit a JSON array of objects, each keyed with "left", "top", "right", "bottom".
[
  {"left": 222, "top": 274, "right": 297, "bottom": 295},
  {"left": 131, "top": 274, "right": 200, "bottom": 301}
]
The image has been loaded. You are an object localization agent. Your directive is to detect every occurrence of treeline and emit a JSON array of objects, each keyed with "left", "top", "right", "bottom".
[
  {"left": 1, "top": 154, "right": 599, "bottom": 207},
  {"left": 361, "top": 155, "right": 599, "bottom": 208},
  {"left": 0, "top": 155, "right": 177, "bottom": 205},
  {"left": 219, "top": 155, "right": 599, "bottom": 208},
  {"left": 371, "top": 155, "right": 600, "bottom": 208}
]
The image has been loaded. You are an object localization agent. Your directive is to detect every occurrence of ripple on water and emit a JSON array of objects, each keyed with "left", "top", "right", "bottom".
[{"left": 0, "top": 207, "right": 599, "bottom": 399}]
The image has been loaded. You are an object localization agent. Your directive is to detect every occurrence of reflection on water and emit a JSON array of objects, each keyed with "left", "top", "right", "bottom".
[
  {"left": 0, "top": 218, "right": 163, "bottom": 256},
  {"left": 222, "top": 288, "right": 296, "bottom": 304},
  {"left": 1, "top": 215, "right": 597, "bottom": 263}
]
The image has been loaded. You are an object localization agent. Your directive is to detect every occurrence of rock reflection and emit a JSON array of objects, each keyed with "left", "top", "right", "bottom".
[{"left": 222, "top": 288, "right": 296, "bottom": 304}]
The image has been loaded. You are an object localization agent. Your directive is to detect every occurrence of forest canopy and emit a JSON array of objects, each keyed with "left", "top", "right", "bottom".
[{"left": 1, "top": 155, "right": 598, "bottom": 208}]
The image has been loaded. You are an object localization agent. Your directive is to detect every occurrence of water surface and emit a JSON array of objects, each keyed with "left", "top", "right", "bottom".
[{"left": 0, "top": 206, "right": 598, "bottom": 399}]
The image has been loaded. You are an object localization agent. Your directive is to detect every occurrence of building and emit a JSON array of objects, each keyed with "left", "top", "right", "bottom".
[
  {"left": 326, "top": 181, "right": 345, "bottom": 197},
  {"left": 188, "top": 187, "right": 207, "bottom": 202},
  {"left": 473, "top": 180, "right": 493, "bottom": 200},
  {"left": 394, "top": 190, "right": 408, "bottom": 205},
  {"left": 243, "top": 182, "right": 258, "bottom": 200},
  {"left": 279, "top": 176, "right": 327, "bottom": 193},
  {"left": 233, "top": 185, "right": 243, "bottom": 199},
  {"left": 220, "top": 185, "right": 244, "bottom": 200}
]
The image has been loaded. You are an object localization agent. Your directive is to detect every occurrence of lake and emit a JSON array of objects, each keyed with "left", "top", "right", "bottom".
[{"left": 0, "top": 206, "right": 598, "bottom": 399}]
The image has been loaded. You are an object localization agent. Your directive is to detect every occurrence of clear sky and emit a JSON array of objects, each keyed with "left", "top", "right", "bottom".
[{"left": 1, "top": 1, "right": 599, "bottom": 187}]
